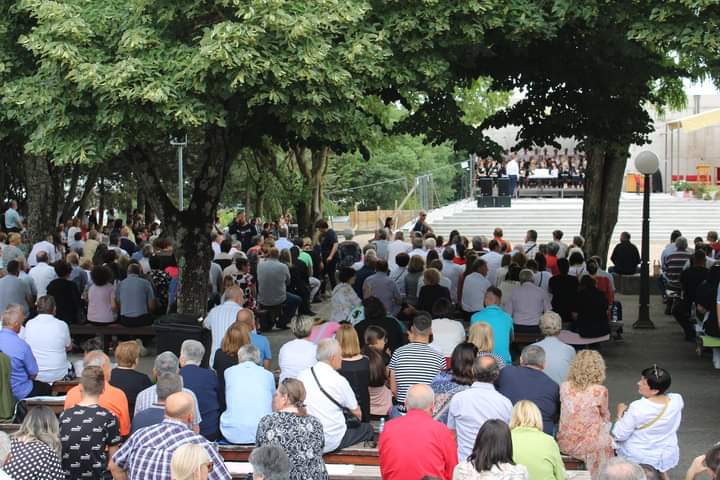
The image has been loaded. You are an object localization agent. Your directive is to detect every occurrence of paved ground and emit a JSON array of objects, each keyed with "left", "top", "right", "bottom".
[{"left": 98, "top": 292, "right": 716, "bottom": 478}]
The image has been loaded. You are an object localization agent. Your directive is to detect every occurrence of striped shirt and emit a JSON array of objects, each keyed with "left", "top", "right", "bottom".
[
  {"left": 112, "top": 418, "right": 230, "bottom": 480},
  {"left": 203, "top": 301, "right": 242, "bottom": 367},
  {"left": 665, "top": 250, "right": 692, "bottom": 283},
  {"left": 389, "top": 342, "right": 445, "bottom": 404}
]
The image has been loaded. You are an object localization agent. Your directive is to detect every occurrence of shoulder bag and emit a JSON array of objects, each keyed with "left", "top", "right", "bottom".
[{"left": 310, "top": 367, "right": 361, "bottom": 428}]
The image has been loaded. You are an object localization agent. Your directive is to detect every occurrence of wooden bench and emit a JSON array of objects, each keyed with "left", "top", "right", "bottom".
[
  {"left": 24, "top": 398, "right": 65, "bottom": 415},
  {"left": 227, "top": 462, "right": 381, "bottom": 479},
  {"left": 51, "top": 380, "right": 79, "bottom": 395},
  {"left": 512, "top": 332, "right": 544, "bottom": 346},
  {"left": 69, "top": 324, "right": 156, "bottom": 345}
]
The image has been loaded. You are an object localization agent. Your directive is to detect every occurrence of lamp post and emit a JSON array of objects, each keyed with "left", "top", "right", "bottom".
[
  {"left": 633, "top": 151, "right": 659, "bottom": 329},
  {"left": 170, "top": 135, "right": 188, "bottom": 209}
]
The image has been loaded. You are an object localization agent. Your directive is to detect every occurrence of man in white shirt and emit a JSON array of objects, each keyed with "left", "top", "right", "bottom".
[
  {"left": 552, "top": 230, "right": 568, "bottom": 259},
  {"left": 29, "top": 251, "right": 57, "bottom": 297},
  {"left": 27, "top": 235, "right": 57, "bottom": 267},
  {"left": 461, "top": 259, "right": 491, "bottom": 314},
  {"left": 203, "top": 286, "right": 244, "bottom": 367},
  {"left": 210, "top": 232, "right": 223, "bottom": 257},
  {"left": 507, "top": 269, "right": 552, "bottom": 333},
  {"left": 408, "top": 235, "right": 427, "bottom": 259},
  {"left": 20, "top": 296, "right": 71, "bottom": 383},
  {"left": 482, "top": 240, "right": 504, "bottom": 286},
  {"left": 521, "top": 229, "right": 539, "bottom": 257},
  {"left": 429, "top": 298, "right": 466, "bottom": 357},
  {"left": 274, "top": 230, "right": 293, "bottom": 252},
  {"left": 387, "top": 231, "right": 412, "bottom": 270},
  {"left": 298, "top": 339, "right": 373, "bottom": 452},
  {"left": 531, "top": 312, "right": 575, "bottom": 385},
  {"left": 505, "top": 155, "right": 520, "bottom": 198},
  {"left": 441, "top": 247, "right": 464, "bottom": 304}
]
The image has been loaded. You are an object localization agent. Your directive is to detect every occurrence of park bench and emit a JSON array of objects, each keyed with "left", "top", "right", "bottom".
[
  {"left": 51, "top": 380, "right": 79, "bottom": 395},
  {"left": 23, "top": 397, "right": 65, "bottom": 415},
  {"left": 69, "top": 324, "right": 155, "bottom": 346}
]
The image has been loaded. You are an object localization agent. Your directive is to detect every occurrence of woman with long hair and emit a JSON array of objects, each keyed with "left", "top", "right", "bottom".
[
  {"left": 256, "top": 378, "right": 328, "bottom": 480},
  {"left": 4, "top": 407, "right": 64, "bottom": 480},
  {"left": 431, "top": 342, "right": 477, "bottom": 424},
  {"left": 453, "top": 419, "right": 528, "bottom": 479},
  {"left": 336, "top": 323, "right": 371, "bottom": 423},
  {"left": 213, "top": 321, "right": 251, "bottom": 402},
  {"left": 557, "top": 350, "right": 614, "bottom": 477},
  {"left": 362, "top": 326, "right": 392, "bottom": 416}
]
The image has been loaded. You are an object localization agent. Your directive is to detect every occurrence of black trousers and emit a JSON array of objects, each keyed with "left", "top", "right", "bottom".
[
  {"left": 336, "top": 422, "right": 374, "bottom": 451},
  {"left": 119, "top": 314, "right": 154, "bottom": 328},
  {"left": 27, "top": 380, "right": 52, "bottom": 398}
]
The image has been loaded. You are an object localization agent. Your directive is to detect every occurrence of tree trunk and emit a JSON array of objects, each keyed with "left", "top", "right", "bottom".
[
  {"left": 59, "top": 163, "right": 82, "bottom": 222},
  {"left": 98, "top": 176, "right": 105, "bottom": 228},
  {"left": 292, "top": 146, "right": 329, "bottom": 236},
  {"left": 74, "top": 166, "right": 100, "bottom": 217},
  {"left": 580, "top": 141, "right": 629, "bottom": 265},
  {"left": 24, "top": 156, "right": 56, "bottom": 244}
]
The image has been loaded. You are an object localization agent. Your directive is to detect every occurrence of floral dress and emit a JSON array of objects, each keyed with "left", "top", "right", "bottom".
[
  {"left": 431, "top": 371, "right": 471, "bottom": 424},
  {"left": 256, "top": 412, "right": 328, "bottom": 480},
  {"left": 330, "top": 283, "right": 361, "bottom": 323},
  {"left": 236, "top": 272, "right": 257, "bottom": 310},
  {"left": 557, "top": 383, "right": 615, "bottom": 476}
]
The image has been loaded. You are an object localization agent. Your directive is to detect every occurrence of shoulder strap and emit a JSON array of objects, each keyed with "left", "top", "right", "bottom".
[
  {"left": 310, "top": 367, "right": 344, "bottom": 411},
  {"left": 638, "top": 398, "right": 670, "bottom": 430}
]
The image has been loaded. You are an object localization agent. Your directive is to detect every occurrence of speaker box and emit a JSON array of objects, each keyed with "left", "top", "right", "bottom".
[
  {"left": 477, "top": 196, "right": 494, "bottom": 208},
  {"left": 494, "top": 196, "right": 511, "bottom": 208},
  {"left": 496, "top": 177, "right": 512, "bottom": 197},
  {"left": 477, "top": 178, "right": 493, "bottom": 197}
]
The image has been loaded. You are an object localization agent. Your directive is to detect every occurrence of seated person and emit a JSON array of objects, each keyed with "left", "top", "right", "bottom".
[
  {"left": 179, "top": 340, "right": 221, "bottom": 440},
  {"left": 59, "top": 365, "right": 122, "bottom": 478},
  {"left": 507, "top": 269, "right": 551, "bottom": 333},
  {"left": 110, "top": 340, "right": 153, "bottom": 419},
  {"left": 46, "top": 260, "right": 83, "bottom": 323},
  {"left": 496, "top": 345, "right": 560, "bottom": 436},
  {"left": 64, "top": 350, "right": 131, "bottom": 436},
  {"left": 115, "top": 263, "right": 156, "bottom": 327},
  {"left": 298, "top": 339, "right": 374, "bottom": 452},
  {"left": 20, "top": 295, "right": 71, "bottom": 384},
  {"left": 532, "top": 312, "right": 575, "bottom": 385},
  {"left": 220, "top": 344, "right": 275, "bottom": 444},
  {"left": 0, "top": 304, "right": 51, "bottom": 399},
  {"left": 470, "top": 287, "right": 513, "bottom": 364},
  {"left": 417, "top": 268, "right": 451, "bottom": 314},
  {"left": 609, "top": 232, "right": 641, "bottom": 275},
  {"left": 131, "top": 372, "right": 183, "bottom": 434},
  {"left": 355, "top": 296, "right": 407, "bottom": 353},
  {"left": 548, "top": 258, "right": 578, "bottom": 324},
  {"left": 429, "top": 298, "right": 466, "bottom": 359},
  {"left": 572, "top": 276, "right": 610, "bottom": 338}
]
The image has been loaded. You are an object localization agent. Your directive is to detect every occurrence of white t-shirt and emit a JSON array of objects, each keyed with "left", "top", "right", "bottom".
[
  {"left": 278, "top": 339, "right": 317, "bottom": 382},
  {"left": 430, "top": 318, "right": 467, "bottom": 357},
  {"left": 387, "top": 240, "right": 412, "bottom": 270},
  {"left": 20, "top": 313, "right": 71, "bottom": 383},
  {"left": 506, "top": 160, "right": 519, "bottom": 176},
  {"left": 482, "top": 251, "right": 504, "bottom": 285},
  {"left": 27, "top": 241, "right": 58, "bottom": 267},
  {"left": 298, "top": 361, "right": 358, "bottom": 453},
  {"left": 461, "top": 272, "right": 491, "bottom": 313},
  {"left": 28, "top": 262, "right": 57, "bottom": 297}
]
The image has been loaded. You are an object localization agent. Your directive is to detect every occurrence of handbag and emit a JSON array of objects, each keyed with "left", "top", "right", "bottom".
[
  {"left": 310, "top": 367, "right": 361, "bottom": 429},
  {"left": 637, "top": 398, "right": 670, "bottom": 430}
]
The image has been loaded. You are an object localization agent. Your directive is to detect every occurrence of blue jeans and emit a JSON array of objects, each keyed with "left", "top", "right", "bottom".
[
  {"left": 281, "top": 292, "right": 302, "bottom": 328},
  {"left": 509, "top": 175, "right": 518, "bottom": 197}
]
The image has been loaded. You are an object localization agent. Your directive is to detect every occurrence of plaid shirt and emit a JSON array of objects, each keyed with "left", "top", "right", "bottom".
[{"left": 112, "top": 418, "right": 230, "bottom": 480}]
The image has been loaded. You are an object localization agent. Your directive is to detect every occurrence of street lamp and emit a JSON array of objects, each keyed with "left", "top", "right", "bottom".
[{"left": 633, "top": 151, "right": 659, "bottom": 329}]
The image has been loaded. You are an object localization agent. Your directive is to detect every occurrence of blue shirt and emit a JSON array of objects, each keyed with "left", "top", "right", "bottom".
[
  {"left": 470, "top": 305, "right": 514, "bottom": 364},
  {"left": 0, "top": 328, "right": 38, "bottom": 400},
  {"left": 496, "top": 365, "right": 560, "bottom": 435},
  {"left": 250, "top": 332, "right": 272, "bottom": 364},
  {"left": 219, "top": 361, "right": 275, "bottom": 444},
  {"left": 131, "top": 405, "right": 165, "bottom": 434},
  {"left": 180, "top": 365, "right": 221, "bottom": 439},
  {"left": 4, "top": 208, "right": 21, "bottom": 229}
]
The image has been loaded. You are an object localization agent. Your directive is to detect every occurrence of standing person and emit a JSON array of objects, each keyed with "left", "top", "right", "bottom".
[
  {"left": 412, "top": 211, "right": 433, "bottom": 235},
  {"left": 298, "top": 339, "right": 374, "bottom": 452},
  {"left": 388, "top": 312, "right": 445, "bottom": 416},
  {"left": 4, "top": 200, "right": 24, "bottom": 233},
  {"left": 505, "top": 155, "right": 520, "bottom": 198},
  {"left": 612, "top": 365, "right": 684, "bottom": 477},
  {"left": 453, "top": 419, "right": 529, "bottom": 479},
  {"left": 255, "top": 378, "right": 328, "bottom": 480},
  {"left": 448, "top": 355, "right": 512, "bottom": 461},
  {"left": 109, "top": 392, "right": 231, "bottom": 480},
  {"left": 557, "top": 350, "right": 614, "bottom": 477},
  {"left": 0, "top": 305, "right": 51, "bottom": 399},
  {"left": 3, "top": 407, "right": 65, "bottom": 480},
  {"left": 317, "top": 220, "right": 339, "bottom": 291},
  {"left": 20, "top": 296, "right": 72, "bottom": 384},
  {"left": 379, "top": 385, "right": 458, "bottom": 480},
  {"left": 59, "top": 366, "right": 122, "bottom": 480}
]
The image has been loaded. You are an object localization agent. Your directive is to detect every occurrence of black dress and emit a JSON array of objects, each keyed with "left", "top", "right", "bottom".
[
  {"left": 213, "top": 349, "right": 238, "bottom": 408},
  {"left": 549, "top": 274, "right": 579, "bottom": 324},
  {"left": 355, "top": 316, "right": 407, "bottom": 353},
  {"left": 109, "top": 368, "right": 152, "bottom": 419},
  {"left": 573, "top": 287, "right": 610, "bottom": 338},
  {"left": 338, "top": 357, "right": 371, "bottom": 423},
  {"left": 46, "top": 278, "right": 83, "bottom": 323}
]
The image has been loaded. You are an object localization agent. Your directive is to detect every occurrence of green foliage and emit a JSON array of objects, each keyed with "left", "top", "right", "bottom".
[{"left": 326, "top": 134, "right": 462, "bottom": 212}]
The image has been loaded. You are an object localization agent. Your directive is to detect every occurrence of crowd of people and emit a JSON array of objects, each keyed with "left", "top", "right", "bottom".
[{"left": 0, "top": 202, "right": 716, "bottom": 480}]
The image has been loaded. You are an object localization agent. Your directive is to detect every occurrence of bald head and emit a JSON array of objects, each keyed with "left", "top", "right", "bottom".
[
  {"left": 84, "top": 350, "right": 111, "bottom": 380},
  {"left": 405, "top": 384, "right": 434, "bottom": 413},
  {"left": 165, "top": 392, "right": 195, "bottom": 423},
  {"left": 225, "top": 285, "right": 244, "bottom": 305},
  {"left": 236, "top": 308, "right": 255, "bottom": 329},
  {"left": 1, "top": 305, "right": 24, "bottom": 331}
]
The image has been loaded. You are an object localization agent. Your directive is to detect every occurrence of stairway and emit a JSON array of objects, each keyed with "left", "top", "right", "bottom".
[{"left": 426, "top": 193, "right": 719, "bottom": 245}]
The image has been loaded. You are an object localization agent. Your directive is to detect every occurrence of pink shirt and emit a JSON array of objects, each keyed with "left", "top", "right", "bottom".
[
  {"left": 309, "top": 322, "right": 341, "bottom": 344},
  {"left": 87, "top": 284, "right": 115, "bottom": 323}
]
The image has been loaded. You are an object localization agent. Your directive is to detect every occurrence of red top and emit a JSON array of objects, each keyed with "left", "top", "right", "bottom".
[
  {"left": 546, "top": 254, "right": 559, "bottom": 276},
  {"left": 379, "top": 409, "right": 458, "bottom": 480}
]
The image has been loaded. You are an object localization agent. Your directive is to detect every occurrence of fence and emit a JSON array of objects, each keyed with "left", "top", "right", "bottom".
[{"left": 343, "top": 208, "right": 419, "bottom": 232}]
